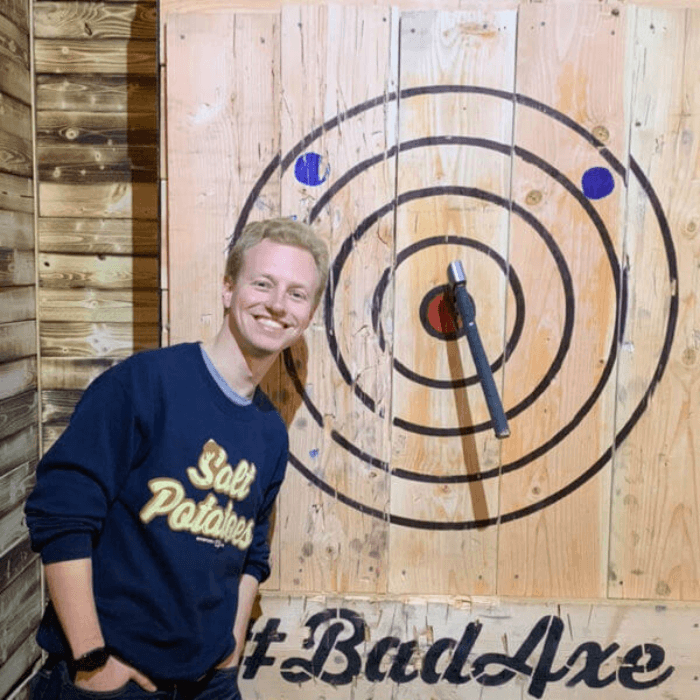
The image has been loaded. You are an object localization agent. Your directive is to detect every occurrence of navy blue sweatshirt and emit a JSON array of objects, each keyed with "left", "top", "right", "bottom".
[{"left": 25, "top": 343, "right": 288, "bottom": 681}]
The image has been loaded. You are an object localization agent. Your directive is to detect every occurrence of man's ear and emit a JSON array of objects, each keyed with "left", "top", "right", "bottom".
[{"left": 222, "top": 276, "right": 234, "bottom": 311}]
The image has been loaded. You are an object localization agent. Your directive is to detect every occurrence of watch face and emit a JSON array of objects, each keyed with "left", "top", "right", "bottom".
[{"left": 75, "top": 647, "right": 110, "bottom": 672}]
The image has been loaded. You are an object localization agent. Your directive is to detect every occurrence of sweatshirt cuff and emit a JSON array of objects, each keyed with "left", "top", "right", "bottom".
[
  {"left": 243, "top": 561, "right": 270, "bottom": 584},
  {"left": 40, "top": 533, "right": 94, "bottom": 564}
]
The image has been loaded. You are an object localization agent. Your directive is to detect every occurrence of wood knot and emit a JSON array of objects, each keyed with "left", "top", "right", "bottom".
[
  {"left": 592, "top": 125, "right": 610, "bottom": 143},
  {"left": 525, "top": 190, "right": 542, "bottom": 206}
]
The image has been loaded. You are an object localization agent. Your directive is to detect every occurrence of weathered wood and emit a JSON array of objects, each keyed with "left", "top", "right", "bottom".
[
  {"left": 0, "top": 425, "right": 38, "bottom": 478},
  {"left": 39, "top": 253, "right": 159, "bottom": 289},
  {"left": 36, "top": 74, "right": 157, "bottom": 113},
  {"left": 0, "top": 0, "right": 30, "bottom": 34},
  {"left": 0, "top": 461, "right": 35, "bottom": 522},
  {"left": 35, "top": 39, "right": 157, "bottom": 75},
  {"left": 0, "top": 210, "right": 34, "bottom": 250},
  {"left": 38, "top": 145, "right": 158, "bottom": 183},
  {"left": 0, "top": 91, "right": 32, "bottom": 141},
  {"left": 0, "top": 631, "right": 41, "bottom": 700},
  {"left": 41, "top": 357, "right": 117, "bottom": 390},
  {"left": 0, "top": 390, "right": 37, "bottom": 442},
  {"left": 42, "top": 422, "right": 66, "bottom": 453},
  {"left": 39, "top": 288, "right": 159, "bottom": 323},
  {"left": 0, "top": 321, "right": 36, "bottom": 363},
  {"left": 0, "top": 248, "right": 34, "bottom": 286},
  {"left": 36, "top": 109, "right": 157, "bottom": 147},
  {"left": 39, "top": 182, "right": 158, "bottom": 218},
  {"left": 0, "top": 357, "right": 37, "bottom": 402},
  {"left": 0, "top": 13, "right": 31, "bottom": 105},
  {"left": 233, "top": 593, "right": 697, "bottom": 700},
  {"left": 0, "top": 172, "right": 33, "bottom": 214},
  {"left": 40, "top": 321, "right": 159, "bottom": 358},
  {"left": 0, "top": 559, "right": 42, "bottom": 666},
  {"left": 41, "top": 388, "right": 82, "bottom": 425},
  {"left": 609, "top": 7, "right": 700, "bottom": 601},
  {"left": 0, "top": 125, "right": 32, "bottom": 179},
  {"left": 38, "top": 217, "right": 158, "bottom": 254},
  {"left": 0, "top": 538, "right": 37, "bottom": 597},
  {"left": 34, "top": 2, "right": 157, "bottom": 40},
  {"left": 0, "top": 287, "right": 35, "bottom": 324}
]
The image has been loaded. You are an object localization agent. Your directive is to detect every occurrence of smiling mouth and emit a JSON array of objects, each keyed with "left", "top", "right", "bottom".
[{"left": 255, "top": 316, "right": 287, "bottom": 330}]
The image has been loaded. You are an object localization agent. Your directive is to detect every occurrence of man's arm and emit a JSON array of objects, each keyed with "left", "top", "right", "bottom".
[
  {"left": 218, "top": 573, "right": 259, "bottom": 669},
  {"left": 45, "top": 559, "right": 156, "bottom": 692}
]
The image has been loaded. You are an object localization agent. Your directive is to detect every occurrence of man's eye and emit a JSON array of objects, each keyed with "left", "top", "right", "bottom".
[
  {"left": 254, "top": 280, "right": 270, "bottom": 288},
  {"left": 291, "top": 290, "right": 307, "bottom": 300}
]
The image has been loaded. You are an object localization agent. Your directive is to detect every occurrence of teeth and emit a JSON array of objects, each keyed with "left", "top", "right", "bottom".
[{"left": 258, "top": 318, "right": 284, "bottom": 329}]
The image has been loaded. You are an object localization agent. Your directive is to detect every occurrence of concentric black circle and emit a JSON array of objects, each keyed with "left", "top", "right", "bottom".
[{"left": 231, "top": 85, "right": 678, "bottom": 530}]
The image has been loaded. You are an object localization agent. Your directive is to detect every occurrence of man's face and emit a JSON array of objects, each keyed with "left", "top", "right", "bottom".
[{"left": 224, "top": 239, "right": 320, "bottom": 359}]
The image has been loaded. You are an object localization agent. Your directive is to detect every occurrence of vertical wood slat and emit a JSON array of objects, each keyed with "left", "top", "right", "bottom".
[
  {"left": 389, "top": 9, "right": 516, "bottom": 596},
  {"left": 277, "top": 4, "right": 396, "bottom": 594},
  {"left": 496, "top": 2, "right": 627, "bottom": 598},
  {"left": 609, "top": 7, "right": 700, "bottom": 601}
]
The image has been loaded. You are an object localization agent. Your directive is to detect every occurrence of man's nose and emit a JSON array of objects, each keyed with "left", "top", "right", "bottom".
[{"left": 266, "top": 288, "right": 286, "bottom": 314}]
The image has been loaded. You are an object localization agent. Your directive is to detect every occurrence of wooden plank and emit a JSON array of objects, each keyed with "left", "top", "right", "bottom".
[
  {"left": 39, "top": 182, "right": 158, "bottom": 218},
  {"left": 275, "top": 5, "right": 397, "bottom": 594},
  {"left": 0, "top": 91, "right": 32, "bottom": 141},
  {"left": 0, "top": 425, "right": 38, "bottom": 478},
  {"left": 0, "top": 321, "right": 36, "bottom": 363},
  {"left": 0, "top": 357, "right": 37, "bottom": 402},
  {"left": 0, "top": 538, "right": 37, "bottom": 596},
  {"left": 0, "top": 123, "right": 32, "bottom": 179},
  {"left": 609, "top": 8, "right": 700, "bottom": 601},
  {"left": 34, "top": 38, "right": 157, "bottom": 75},
  {"left": 38, "top": 145, "right": 158, "bottom": 184},
  {"left": 0, "top": 210, "right": 34, "bottom": 249},
  {"left": 389, "top": 9, "right": 516, "bottom": 596},
  {"left": 36, "top": 109, "right": 157, "bottom": 147},
  {"left": 38, "top": 217, "right": 159, "bottom": 254},
  {"left": 0, "top": 287, "right": 35, "bottom": 324},
  {"left": 0, "top": 631, "right": 41, "bottom": 700},
  {"left": 0, "top": 390, "right": 37, "bottom": 442},
  {"left": 0, "top": 248, "right": 34, "bottom": 286},
  {"left": 0, "top": 13, "right": 31, "bottom": 105},
  {"left": 495, "top": 2, "right": 628, "bottom": 599},
  {"left": 42, "top": 422, "right": 66, "bottom": 453},
  {"left": 39, "top": 288, "right": 159, "bottom": 323},
  {"left": 233, "top": 593, "right": 696, "bottom": 700},
  {"left": 36, "top": 74, "right": 157, "bottom": 112},
  {"left": 39, "top": 253, "right": 159, "bottom": 289},
  {"left": 0, "top": 560, "right": 42, "bottom": 666},
  {"left": 40, "top": 357, "right": 117, "bottom": 390},
  {"left": 34, "top": 2, "right": 157, "bottom": 40},
  {"left": 40, "top": 321, "right": 159, "bottom": 358},
  {"left": 0, "top": 461, "right": 35, "bottom": 522},
  {"left": 0, "top": 172, "right": 33, "bottom": 214},
  {"left": 41, "top": 388, "right": 82, "bottom": 425},
  {"left": 0, "top": 0, "right": 30, "bottom": 34}
]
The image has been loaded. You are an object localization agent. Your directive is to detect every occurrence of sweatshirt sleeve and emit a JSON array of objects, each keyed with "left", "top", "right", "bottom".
[
  {"left": 24, "top": 369, "right": 146, "bottom": 564},
  {"left": 242, "top": 433, "right": 289, "bottom": 584}
]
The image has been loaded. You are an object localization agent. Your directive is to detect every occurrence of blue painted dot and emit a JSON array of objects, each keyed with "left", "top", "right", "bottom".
[
  {"left": 582, "top": 167, "right": 615, "bottom": 200},
  {"left": 294, "top": 152, "right": 330, "bottom": 186},
  {"left": 309, "top": 448, "right": 319, "bottom": 459}
]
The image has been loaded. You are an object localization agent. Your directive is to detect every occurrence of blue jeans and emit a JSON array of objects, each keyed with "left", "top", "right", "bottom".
[{"left": 30, "top": 659, "right": 242, "bottom": 700}]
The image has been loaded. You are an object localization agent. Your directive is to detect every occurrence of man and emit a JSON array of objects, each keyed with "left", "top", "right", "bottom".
[{"left": 25, "top": 218, "right": 329, "bottom": 700}]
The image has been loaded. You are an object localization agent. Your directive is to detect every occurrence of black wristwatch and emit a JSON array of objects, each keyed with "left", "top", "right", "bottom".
[{"left": 71, "top": 646, "right": 111, "bottom": 675}]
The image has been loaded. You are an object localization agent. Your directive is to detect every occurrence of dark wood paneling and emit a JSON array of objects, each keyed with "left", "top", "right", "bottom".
[
  {"left": 41, "top": 388, "right": 82, "bottom": 424},
  {"left": 41, "top": 357, "right": 117, "bottom": 390},
  {"left": 36, "top": 74, "right": 157, "bottom": 112},
  {"left": 0, "top": 618, "right": 41, "bottom": 700},
  {"left": 39, "top": 182, "right": 158, "bottom": 218},
  {"left": 0, "top": 559, "right": 42, "bottom": 666},
  {"left": 0, "top": 0, "right": 30, "bottom": 33},
  {"left": 0, "top": 538, "right": 37, "bottom": 595},
  {"left": 0, "top": 321, "right": 36, "bottom": 363},
  {"left": 36, "top": 110, "right": 157, "bottom": 146},
  {"left": 0, "top": 172, "right": 33, "bottom": 214},
  {"left": 0, "top": 125, "right": 32, "bottom": 179},
  {"left": 39, "top": 288, "right": 159, "bottom": 323},
  {"left": 0, "top": 357, "right": 37, "bottom": 402},
  {"left": 0, "top": 425, "right": 38, "bottom": 478},
  {"left": 0, "top": 287, "right": 35, "bottom": 324},
  {"left": 0, "top": 390, "right": 37, "bottom": 442},
  {"left": 38, "top": 217, "right": 158, "bottom": 254},
  {"left": 38, "top": 145, "right": 158, "bottom": 183},
  {"left": 0, "top": 248, "right": 34, "bottom": 286},
  {"left": 34, "top": 2, "right": 157, "bottom": 40},
  {"left": 0, "top": 210, "right": 34, "bottom": 249},
  {"left": 40, "top": 321, "right": 159, "bottom": 358},
  {"left": 0, "top": 461, "right": 35, "bottom": 521},
  {"left": 0, "top": 14, "right": 31, "bottom": 105},
  {"left": 35, "top": 39, "right": 157, "bottom": 75}
]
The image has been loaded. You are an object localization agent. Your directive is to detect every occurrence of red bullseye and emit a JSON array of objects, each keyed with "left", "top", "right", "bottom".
[{"left": 426, "top": 292, "right": 458, "bottom": 335}]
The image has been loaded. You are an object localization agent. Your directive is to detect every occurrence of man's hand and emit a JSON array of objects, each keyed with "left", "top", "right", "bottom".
[{"left": 74, "top": 656, "right": 157, "bottom": 693}]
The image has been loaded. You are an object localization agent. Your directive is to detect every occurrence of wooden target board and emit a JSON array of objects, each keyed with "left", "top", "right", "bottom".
[{"left": 165, "top": 5, "right": 699, "bottom": 694}]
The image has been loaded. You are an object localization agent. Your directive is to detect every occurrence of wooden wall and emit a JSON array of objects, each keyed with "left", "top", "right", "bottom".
[
  {"left": 164, "top": 2, "right": 700, "bottom": 697},
  {"left": 33, "top": 0, "right": 160, "bottom": 452},
  {"left": 0, "top": 0, "right": 42, "bottom": 698}
]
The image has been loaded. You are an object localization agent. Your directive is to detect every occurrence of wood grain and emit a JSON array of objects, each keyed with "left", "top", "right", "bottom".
[
  {"left": 35, "top": 38, "right": 157, "bottom": 75},
  {"left": 41, "top": 357, "right": 118, "bottom": 390},
  {"left": 608, "top": 7, "right": 700, "bottom": 601},
  {"left": 0, "top": 210, "right": 34, "bottom": 250},
  {"left": 0, "top": 560, "right": 42, "bottom": 667},
  {"left": 40, "top": 321, "right": 159, "bottom": 358},
  {"left": 0, "top": 287, "right": 35, "bottom": 325},
  {"left": 39, "top": 288, "right": 159, "bottom": 323},
  {"left": 0, "top": 357, "right": 37, "bottom": 402},
  {"left": 0, "top": 538, "right": 37, "bottom": 595},
  {"left": 36, "top": 110, "right": 157, "bottom": 147},
  {"left": 0, "top": 13, "right": 31, "bottom": 105},
  {"left": 0, "top": 0, "right": 30, "bottom": 33},
  {"left": 36, "top": 74, "right": 157, "bottom": 112},
  {"left": 0, "top": 172, "right": 33, "bottom": 214},
  {"left": 0, "top": 390, "right": 37, "bottom": 442},
  {"left": 39, "top": 182, "right": 158, "bottom": 218},
  {"left": 0, "top": 628, "right": 41, "bottom": 700},
  {"left": 41, "top": 389, "right": 82, "bottom": 424},
  {"left": 0, "top": 248, "right": 34, "bottom": 286},
  {"left": 38, "top": 217, "right": 158, "bottom": 254},
  {"left": 0, "top": 426, "right": 38, "bottom": 478},
  {"left": 0, "top": 461, "right": 35, "bottom": 522},
  {"left": 34, "top": 2, "right": 157, "bottom": 40},
  {"left": 39, "top": 253, "right": 159, "bottom": 289},
  {"left": 0, "top": 321, "right": 36, "bottom": 364}
]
